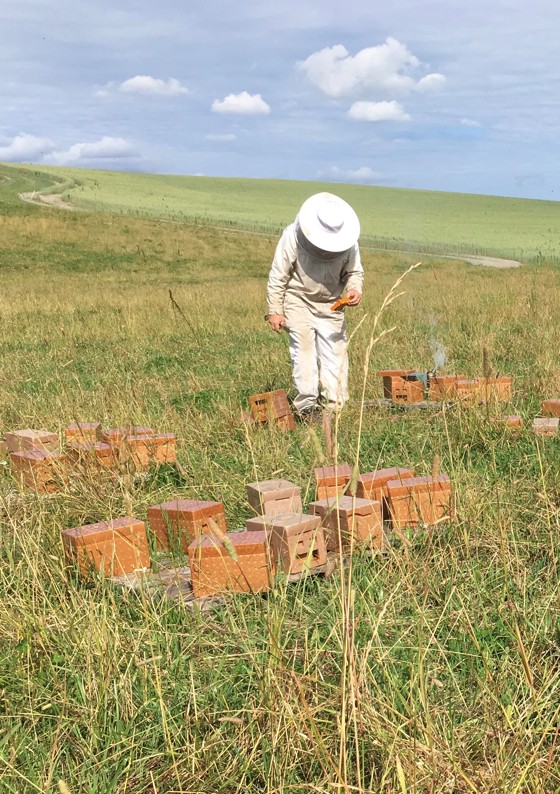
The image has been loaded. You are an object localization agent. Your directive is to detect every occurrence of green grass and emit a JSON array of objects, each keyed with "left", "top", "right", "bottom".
[
  {"left": 5, "top": 162, "right": 560, "bottom": 262},
  {"left": 1, "top": 167, "right": 560, "bottom": 792}
]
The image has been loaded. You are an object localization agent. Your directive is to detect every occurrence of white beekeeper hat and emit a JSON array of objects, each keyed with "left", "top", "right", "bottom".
[{"left": 296, "top": 192, "right": 360, "bottom": 253}]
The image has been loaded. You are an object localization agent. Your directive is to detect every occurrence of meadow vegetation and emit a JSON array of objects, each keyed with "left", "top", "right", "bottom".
[{"left": 1, "top": 163, "right": 560, "bottom": 792}]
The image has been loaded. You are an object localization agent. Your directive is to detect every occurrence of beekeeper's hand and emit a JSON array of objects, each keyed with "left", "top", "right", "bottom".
[
  {"left": 267, "top": 314, "right": 286, "bottom": 333},
  {"left": 346, "top": 290, "right": 362, "bottom": 306}
]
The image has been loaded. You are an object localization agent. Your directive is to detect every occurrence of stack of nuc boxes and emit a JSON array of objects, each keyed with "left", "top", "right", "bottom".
[
  {"left": 4, "top": 423, "right": 177, "bottom": 493},
  {"left": 58, "top": 460, "right": 455, "bottom": 602},
  {"left": 379, "top": 370, "right": 513, "bottom": 405}
]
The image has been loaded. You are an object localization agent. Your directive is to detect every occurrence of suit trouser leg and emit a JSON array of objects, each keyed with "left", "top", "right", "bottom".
[
  {"left": 315, "top": 313, "right": 349, "bottom": 409},
  {"left": 285, "top": 304, "right": 319, "bottom": 414},
  {"left": 285, "top": 300, "right": 348, "bottom": 413}
]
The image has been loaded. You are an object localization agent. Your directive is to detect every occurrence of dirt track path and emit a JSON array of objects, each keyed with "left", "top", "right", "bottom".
[{"left": 17, "top": 188, "right": 523, "bottom": 268}]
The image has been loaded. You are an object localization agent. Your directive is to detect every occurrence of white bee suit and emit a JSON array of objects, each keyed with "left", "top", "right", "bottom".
[{"left": 267, "top": 222, "right": 364, "bottom": 413}]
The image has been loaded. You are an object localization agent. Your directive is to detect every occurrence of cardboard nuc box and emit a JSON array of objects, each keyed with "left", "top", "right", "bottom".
[
  {"left": 65, "top": 422, "right": 101, "bottom": 444},
  {"left": 542, "top": 399, "right": 560, "bottom": 418},
  {"left": 246, "top": 479, "right": 302, "bottom": 517},
  {"left": 308, "top": 495, "right": 383, "bottom": 551},
  {"left": 314, "top": 463, "right": 353, "bottom": 500},
  {"left": 246, "top": 512, "right": 327, "bottom": 575},
  {"left": 387, "top": 475, "right": 453, "bottom": 529},
  {"left": 4, "top": 429, "right": 59, "bottom": 454},
  {"left": 532, "top": 417, "right": 559, "bottom": 437},
  {"left": 147, "top": 499, "right": 227, "bottom": 551},
  {"left": 10, "top": 449, "right": 67, "bottom": 493},
  {"left": 188, "top": 530, "right": 272, "bottom": 598},
  {"left": 61, "top": 517, "right": 150, "bottom": 577}
]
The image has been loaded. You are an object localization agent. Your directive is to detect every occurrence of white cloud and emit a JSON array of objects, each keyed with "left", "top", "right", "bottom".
[
  {"left": 299, "top": 38, "right": 445, "bottom": 99},
  {"left": 120, "top": 75, "right": 189, "bottom": 96},
  {"left": 348, "top": 100, "right": 410, "bottom": 122},
  {"left": 0, "top": 133, "right": 55, "bottom": 161},
  {"left": 205, "top": 133, "right": 237, "bottom": 141},
  {"left": 211, "top": 91, "right": 270, "bottom": 115},
  {"left": 460, "top": 117, "right": 481, "bottom": 127},
  {"left": 325, "top": 165, "right": 382, "bottom": 184},
  {"left": 44, "top": 136, "right": 138, "bottom": 165},
  {"left": 95, "top": 76, "right": 189, "bottom": 98},
  {"left": 416, "top": 73, "right": 446, "bottom": 92}
]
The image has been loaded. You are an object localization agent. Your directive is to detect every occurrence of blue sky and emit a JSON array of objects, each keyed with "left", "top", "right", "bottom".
[{"left": 1, "top": 0, "right": 559, "bottom": 200}]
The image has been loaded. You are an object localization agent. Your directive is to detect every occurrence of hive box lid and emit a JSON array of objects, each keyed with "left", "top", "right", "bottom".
[
  {"left": 309, "top": 496, "right": 380, "bottom": 517},
  {"left": 189, "top": 530, "right": 266, "bottom": 557},
  {"left": 66, "top": 422, "right": 100, "bottom": 432},
  {"left": 246, "top": 479, "right": 300, "bottom": 501},
  {"left": 386, "top": 474, "right": 451, "bottom": 497},
  {"left": 149, "top": 499, "right": 222, "bottom": 519},
  {"left": 62, "top": 517, "right": 145, "bottom": 547},
  {"left": 246, "top": 512, "right": 320, "bottom": 535},
  {"left": 430, "top": 374, "right": 466, "bottom": 383},
  {"left": 314, "top": 463, "right": 352, "bottom": 486},
  {"left": 127, "top": 433, "right": 175, "bottom": 447},
  {"left": 358, "top": 467, "right": 415, "bottom": 486},
  {"left": 377, "top": 370, "right": 414, "bottom": 378},
  {"left": 4, "top": 429, "right": 59, "bottom": 450},
  {"left": 11, "top": 449, "right": 66, "bottom": 462}
]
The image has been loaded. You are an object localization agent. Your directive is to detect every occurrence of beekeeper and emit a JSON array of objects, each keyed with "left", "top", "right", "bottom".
[{"left": 266, "top": 192, "right": 363, "bottom": 418}]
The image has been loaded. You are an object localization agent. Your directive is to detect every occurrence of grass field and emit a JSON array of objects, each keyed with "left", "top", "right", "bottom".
[
  {"left": 1, "top": 164, "right": 560, "bottom": 793},
  {"left": 11, "top": 162, "right": 560, "bottom": 262}
]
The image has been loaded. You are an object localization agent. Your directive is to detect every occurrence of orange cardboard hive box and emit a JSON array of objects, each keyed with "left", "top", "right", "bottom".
[
  {"left": 246, "top": 511, "right": 327, "bottom": 575},
  {"left": 378, "top": 370, "right": 424, "bottom": 403},
  {"left": 308, "top": 495, "right": 383, "bottom": 551},
  {"left": 64, "top": 422, "right": 101, "bottom": 444},
  {"left": 246, "top": 479, "right": 302, "bottom": 517},
  {"left": 542, "top": 399, "right": 560, "bottom": 418},
  {"left": 356, "top": 467, "right": 415, "bottom": 502},
  {"left": 147, "top": 499, "right": 227, "bottom": 551},
  {"left": 314, "top": 463, "right": 353, "bottom": 500},
  {"left": 478, "top": 376, "right": 512, "bottom": 403},
  {"left": 96, "top": 426, "right": 154, "bottom": 449},
  {"left": 248, "top": 389, "right": 296, "bottom": 430},
  {"left": 61, "top": 517, "right": 150, "bottom": 577},
  {"left": 493, "top": 415, "right": 523, "bottom": 432},
  {"left": 428, "top": 375, "right": 466, "bottom": 401},
  {"left": 188, "top": 530, "right": 272, "bottom": 598},
  {"left": 386, "top": 475, "right": 453, "bottom": 529},
  {"left": 10, "top": 449, "right": 67, "bottom": 493},
  {"left": 4, "top": 429, "right": 59, "bottom": 454},
  {"left": 455, "top": 379, "right": 481, "bottom": 402},
  {"left": 66, "top": 440, "right": 117, "bottom": 469},
  {"left": 122, "top": 433, "right": 176, "bottom": 469}
]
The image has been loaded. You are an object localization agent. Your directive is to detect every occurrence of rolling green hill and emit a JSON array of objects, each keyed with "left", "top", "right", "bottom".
[{"left": 3, "top": 162, "right": 560, "bottom": 261}]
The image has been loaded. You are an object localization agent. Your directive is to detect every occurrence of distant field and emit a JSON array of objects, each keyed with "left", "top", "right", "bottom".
[{"left": 7, "top": 162, "right": 560, "bottom": 262}]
